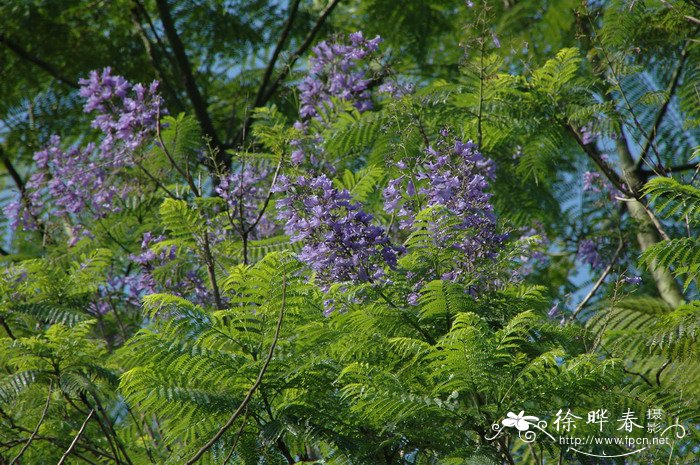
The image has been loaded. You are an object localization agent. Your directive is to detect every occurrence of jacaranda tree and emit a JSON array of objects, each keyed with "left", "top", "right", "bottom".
[{"left": 0, "top": 1, "right": 698, "bottom": 464}]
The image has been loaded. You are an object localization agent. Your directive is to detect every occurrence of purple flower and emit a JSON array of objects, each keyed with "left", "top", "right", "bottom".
[
  {"left": 79, "top": 68, "right": 163, "bottom": 164},
  {"left": 7, "top": 68, "right": 165, "bottom": 240},
  {"left": 383, "top": 133, "right": 506, "bottom": 283},
  {"left": 623, "top": 275, "right": 642, "bottom": 285},
  {"left": 276, "top": 174, "right": 403, "bottom": 287},
  {"left": 215, "top": 163, "right": 277, "bottom": 239},
  {"left": 291, "top": 32, "right": 382, "bottom": 165},
  {"left": 580, "top": 123, "right": 597, "bottom": 145},
  {"left": 583, "top": 168, "right": 622, "bottom": 204},
  {"left": 577, "top": 239, "right": 603, "bottom": 269},
  {"left": 548, "top": 302, "right": 561, "bottom": 318},
  {"left": 129, "top": 232, "right": 221, "bottom": 307},
  {"left": 378, "top": 80, "right": 415, "bottom": 98}
]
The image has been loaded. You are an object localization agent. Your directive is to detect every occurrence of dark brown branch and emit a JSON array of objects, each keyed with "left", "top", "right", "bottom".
[
  {"left": 244, "top": 154, "right": 284, "bottom": 235},
  {"left": 644, "top": 161, "right": 700, "bottom": 175},
  {"left": 221, "top": 407, "right": 250, "bottom": 465},
  {"left": 635, "top": 42, "right": 690, "bottom": 171},
  {"left": 10, "top": 381, "right": 52, "bottom": 464},
  {"left": 0, "top": 34, "right": 78, "bottom": 89},
  {"left": 260, "top": 0, "right": 341, "bottom": 103},
  {"left": 565, "top": 124, "right": 634, "bottom": 197},
  {"left": 155, "top": 110, "right": 200, "bottom": 196},
  {"left": 0, "top": 146, "right": 26, "bottom": 195},
  {"left": 154, "top": 0, "right": 226, "bottom": 166},
  {"left": 185, "top": 267, "right": 288, "bottom": 464},
  {"left": 0, "top": 318, "right": 13, "bottom": 340},
  {"left": 230, "top": 0, "right": 342, "bottom": 148},
  {"left": 253, "top": 0, "right": 302, "bottom": 109},
  {"left": 1, "top": 146, "right": 49, "bottom": 240}
]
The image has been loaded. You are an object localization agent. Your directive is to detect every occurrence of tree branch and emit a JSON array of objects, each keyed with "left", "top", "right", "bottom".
[
  {"left": 260, "top": 0, "right": 342, "bottom": 104},
  {"left": 57, "top": 409, "right": 95, "bottom": 465},
  {"left": 644, "top": 161, "right": 700, "bottom": 175},
  {"left": 635, "top": 41, "right": 690, "bottom": 171},
  {"left": 185, "top": 267, "right": 288, "bottom": 464},
  {"left": 570, "top": 240, "right": 624, "bottom": 321},
  {"left": 0, "top": 34, "right": 78, "bottom": 89},
  {"left": 565, "top": 122, "right": 683, "bottom": 306},
  {"left": 154, "top": 0, "right": 226, "bottom": 166},
  {"left": 253, "top": 0, "right": 302, "bottom": 109},
  {"left": 565, "top": 124, "right": 633, "bottom": 196},
  {"left": 10, "top": 381, "right": 52, "bottom": 464},
  {"left": 230, "top": 0, "right": 342, "bottom": 148},
  {"left": 0, "top": 146, "right": 26, "bottom": 195}
]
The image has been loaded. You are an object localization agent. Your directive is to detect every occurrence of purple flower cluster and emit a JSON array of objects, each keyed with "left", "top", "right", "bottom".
[
  {"left": 274, "top": 174, "right": 403, "bottom": 286},
  {"left": 291, "top": 32, "right": 382, "bottom": 165},
  {"left": 516, "top": 224, "right": 550, "bottom": 276},
  {"left": 215, "top": 164, "right": 276, "bottom": 238},
  {"left": 384, "top": 134, "right": 505, "bottom": 276},
  {"left": 377, "top": 80, "right": 414, "bottom": 98},
  {"left": 6, "top": 68, "right": 164, "bottom": 239},
  {"left": 299, "top": 32, "right": 381, "bottom": 119},
  {"left": 31, "top": 136, "right": 124, "bottom": 220},
  {"left": 130, "top": 232, "right": 216, "bottom": 307},
  {"left": 580, "top": 123, "right": 597, "bottom": 145},
  {"left": 577, "top": 238, "right": 603, "bottom": 269},
  {"left": 79, "top": 67, "right": 163, "bottom": 164},
  {"left": 582, "top": 170, "right": 621, "bottom": 204}
]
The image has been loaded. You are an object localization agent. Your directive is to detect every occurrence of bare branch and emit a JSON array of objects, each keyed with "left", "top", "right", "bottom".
[
  {"left": 0, "top": 146, "right": 26, "bottom": 195},
  {"left": 570, "top": 240, "right": 624, "bottom": 321},
  {"left": 260, "top": 0, "right": 342, "bottom": 104},
  {"left": 0, "top": 34, "right": 78, "bottom": 89},
  {"left": 10, "top": 381, "right": 52, "bottom": 464},
  {"left": 635, "top": 41, "right": 690, "bottom": 171},
  {"left": 154, "top": 0, "right": 227, "bottom": 166},
  {"left": 230, "top": 0, "right": 342, "bottom": 147},
  {"left": 253, "top": 0, "right": 302, "bottom": 109},
  {"left": 565, "top": 124, "right": 633, "bottom": 197},
  {"left": 57, "top": 409, "right": 95, "bottom": 465}
]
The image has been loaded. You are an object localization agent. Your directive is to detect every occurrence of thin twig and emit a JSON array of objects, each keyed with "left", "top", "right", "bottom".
[
  {"left": 244, "top": 154, "right": 284, "bottom": 234},
  {"left": 570, "top": 241, "right": 624, "bottom": 321},
  {"left": 635, "top": 41, "right": 690, "bottom": 171},
  {"left": 232, "top": 0, "right": 342, "bottom": 147},
  {"left": 184, "top": 266, "right": 288, "bottom": 464},
  {"left": 221, "top": 406, "right": 250, "bottom": 465},
  {"left": 155, "top": 109, "right": 200, "bottom": 196},
  {"left": 57, "top": 409, "right": 95, "bottom": 465},
  {"left": 252, "top": 0, "right": 302, "bottom": 109},
  {"left": 10, "top": 381, "right": 52, "bottom": 464},
  {"left": 154, "top": 0, "right": 226, "bottom": 166}
]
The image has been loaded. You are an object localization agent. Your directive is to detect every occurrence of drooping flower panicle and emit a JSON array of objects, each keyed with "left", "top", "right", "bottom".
[
  {"left": 383, "top": 133, "right": 506, "bottom": 282},
  {"left": 275, "top": 174, "right": 403, "bottom": 286},
  {"left": 6, "top": 68, "right": 164, "bottom": 240}
]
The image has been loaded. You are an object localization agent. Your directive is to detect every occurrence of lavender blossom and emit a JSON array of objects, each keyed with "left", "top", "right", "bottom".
[
  {"left": 275, "top": 174, "right": 403, "bottom": 286},
  {"left": 6, "top": 68, "right": 165, "bottom": 237},
  {"left": 215, "top": 163, "right": 277, "bottom": 238},
  {"left": 582, "top": 169, "right": 621, "bottom": 204},
  {"left": 577, "top": 238, "right": 603, "bottom": 269},
  {"left": 383, "top": 133, "right": 506, "bottom": 282},
  {"left": 79, "top": 68, "right": 163, "bottom": 164},
  {"left": 130, "top": 232, "right": 217, "bottom": 307},
  {"left": 292, "top": 32, "right": 382, "bottom": 165}
]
